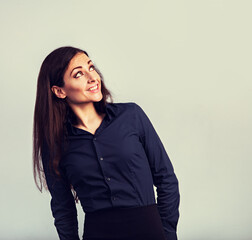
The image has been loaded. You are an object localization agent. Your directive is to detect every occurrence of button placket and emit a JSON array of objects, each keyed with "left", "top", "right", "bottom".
[{"left": 93, "top": 133, "right": 114, "bottom": 201}]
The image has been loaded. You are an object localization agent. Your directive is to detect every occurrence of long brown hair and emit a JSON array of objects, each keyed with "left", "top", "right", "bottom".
[{"left": 33, "top": 46, "right": 113, "bottom": 199}]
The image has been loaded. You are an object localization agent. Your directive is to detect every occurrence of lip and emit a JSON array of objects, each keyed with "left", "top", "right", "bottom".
[{"left": 87, "top": 83, "right": 99, "bottom": 93}]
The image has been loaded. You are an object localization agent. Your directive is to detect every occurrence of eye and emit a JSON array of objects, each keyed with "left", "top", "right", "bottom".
[
  {"left": 74, "top": 71, "right": 84, "bottom": 78},
  {"left": 89, "top": 65, "right": 95, "bottom": 71}
]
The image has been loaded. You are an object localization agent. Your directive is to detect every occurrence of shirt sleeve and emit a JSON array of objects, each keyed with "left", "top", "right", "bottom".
[
  {"left": 134, "top": 103, "right": 180, "bottom": 240},
  {"left": 41, "top": 141, "right": 80, "bottom": 240}
]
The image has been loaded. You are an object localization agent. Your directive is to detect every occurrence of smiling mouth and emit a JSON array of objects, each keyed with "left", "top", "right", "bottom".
[{"left": 88, "top": 84, "right": 99, "bottom": 92}]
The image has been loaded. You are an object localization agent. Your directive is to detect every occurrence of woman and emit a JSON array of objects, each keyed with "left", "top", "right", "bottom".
[{"left": 33, "top": 46, "right": 180, "bottom": 240}]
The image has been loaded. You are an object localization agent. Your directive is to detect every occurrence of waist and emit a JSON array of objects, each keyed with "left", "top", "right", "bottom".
[{"left": 85, "top": 203, "right": 158, "bottom": 220}]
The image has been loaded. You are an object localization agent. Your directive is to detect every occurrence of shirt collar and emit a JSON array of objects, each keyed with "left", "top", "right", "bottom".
[
  {"left": 66, "top": 102, "right": 116, "bottom": 135},
  {"left": 104, "top": 102, "right": 116, "bottom": 121}
]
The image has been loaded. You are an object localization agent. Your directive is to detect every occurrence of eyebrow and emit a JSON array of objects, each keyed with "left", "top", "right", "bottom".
[{"left": 70, "top": 60, "right": 93, "bottom": 76}]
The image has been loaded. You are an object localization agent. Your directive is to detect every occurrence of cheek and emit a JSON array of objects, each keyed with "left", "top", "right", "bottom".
[
  {"left": 95, "top": 71, "right": 101, "bottom": 79},
  {"left": 65, "top": 82, "right": 86, "bottom": 93}
]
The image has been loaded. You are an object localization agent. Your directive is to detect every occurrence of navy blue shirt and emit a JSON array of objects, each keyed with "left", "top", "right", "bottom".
[{"left": 42, "top": 102, "right": 180, "bottom": 240}]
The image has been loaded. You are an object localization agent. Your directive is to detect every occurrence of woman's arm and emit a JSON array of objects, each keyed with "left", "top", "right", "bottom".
[
  {"left": 134, "top": 103, "right": 180, "bottom": 240},
  {"left": 41, "top": 141, "right": 80, "bottom": 240}
]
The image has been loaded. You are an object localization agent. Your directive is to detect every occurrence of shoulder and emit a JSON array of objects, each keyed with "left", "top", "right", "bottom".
[
  {"left": 106, "top": 102, "right": 146, "bottom": 121},
  {"left": 108, "top": 101, "right": 141, "bottom": 113}
]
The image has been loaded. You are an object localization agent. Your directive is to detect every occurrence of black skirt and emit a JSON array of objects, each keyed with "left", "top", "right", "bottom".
[{"left": 82, "top": 203, "right": 167, "bottom": 240}]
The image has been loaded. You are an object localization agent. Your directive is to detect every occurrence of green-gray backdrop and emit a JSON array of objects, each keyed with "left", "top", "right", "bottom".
[{"left": 0, "top": 0, "right": 251, "bottom": 239}]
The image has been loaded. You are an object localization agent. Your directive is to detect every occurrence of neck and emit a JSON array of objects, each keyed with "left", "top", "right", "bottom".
[{"left": 68, "top": 102, "right": 100, "bottom": 128}]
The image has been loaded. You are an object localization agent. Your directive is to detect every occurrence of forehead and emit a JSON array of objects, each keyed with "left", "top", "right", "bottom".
[{"left": 68, "top": 52, "right": 90, "bottom": 68}]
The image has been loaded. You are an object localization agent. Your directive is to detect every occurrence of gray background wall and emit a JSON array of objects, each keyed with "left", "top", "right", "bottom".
[{"left": 0, "top": 0, "right": 251, "bottom": 239}]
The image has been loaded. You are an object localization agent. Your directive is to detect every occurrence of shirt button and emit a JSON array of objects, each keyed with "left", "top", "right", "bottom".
[
  {"left": 106, "top": 177, "right": 111, "bottom": 181},
  {"left": 112, "top": 197, "right": 116, "bottom": 201},
  {"left": 100, "top": 157, "right": 103, "bottom": 161},
  {"left": 93, "top": 137, "right": 96, "bottom": 141}
]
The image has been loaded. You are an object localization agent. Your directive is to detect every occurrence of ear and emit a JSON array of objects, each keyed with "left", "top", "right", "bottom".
[{"left": 51, "top": 85, "right": 67, "bottom": 99}]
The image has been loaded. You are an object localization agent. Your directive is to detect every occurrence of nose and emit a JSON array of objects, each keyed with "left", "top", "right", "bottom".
[{"left": 86, "top": 71, "right": 97, "bottom": 83}]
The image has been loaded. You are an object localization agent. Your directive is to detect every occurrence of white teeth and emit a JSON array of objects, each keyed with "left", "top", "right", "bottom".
[{"left": 89, "top": 85, "right": 98, "bottom": 91}]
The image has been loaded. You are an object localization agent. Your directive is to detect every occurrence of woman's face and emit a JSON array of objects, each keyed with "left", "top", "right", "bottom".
[{"left": 60, "top": 52, "right": 103, "bottom": 105}]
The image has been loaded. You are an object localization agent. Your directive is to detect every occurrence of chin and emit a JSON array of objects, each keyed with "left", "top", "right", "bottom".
[{"left": 92, "top": 94, "right": 103, "bottom": 102}]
